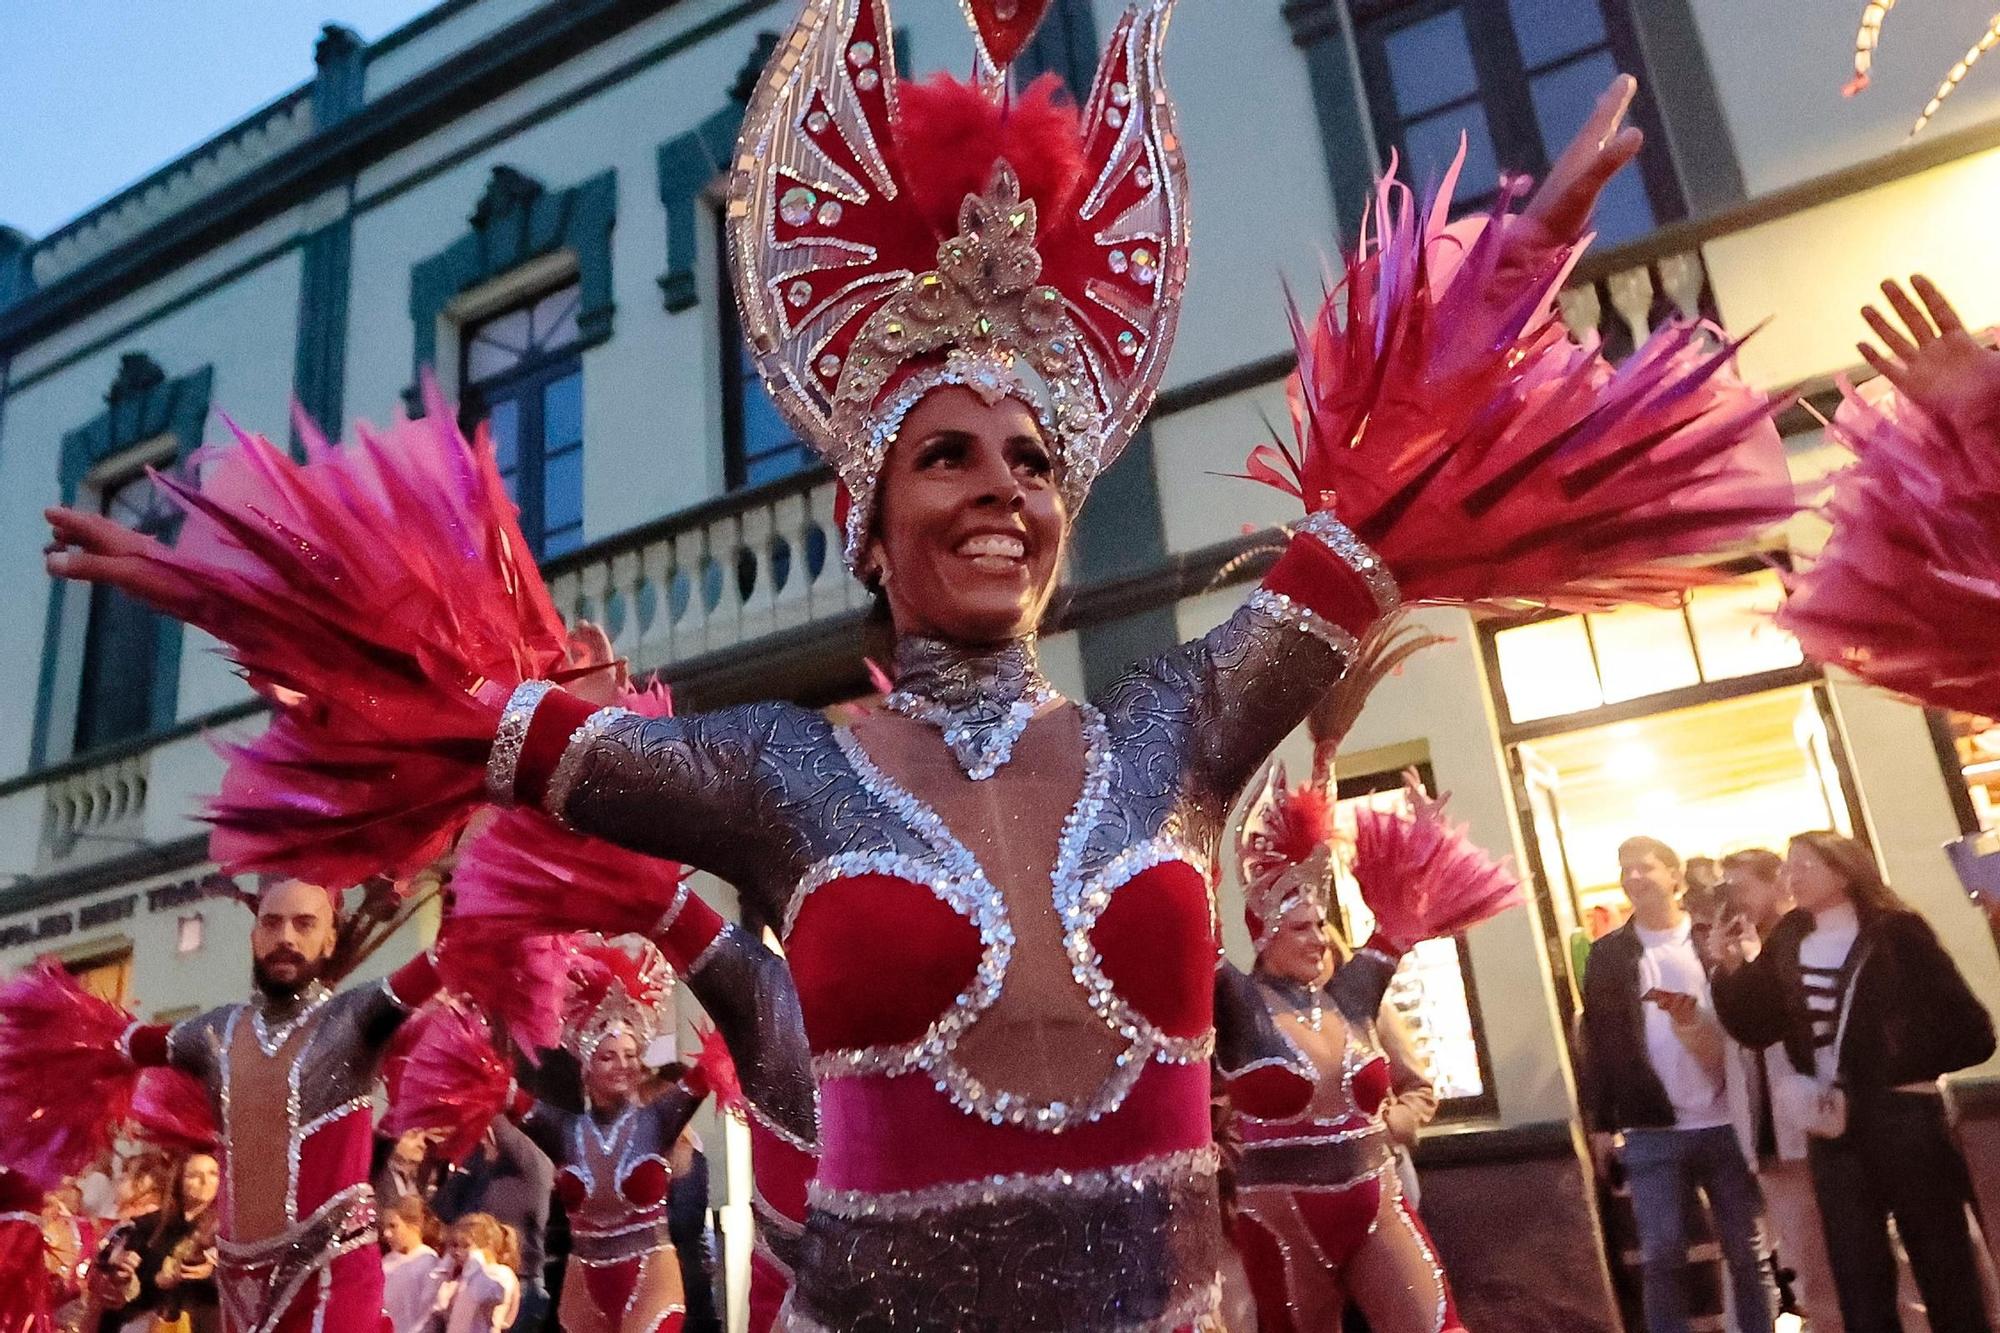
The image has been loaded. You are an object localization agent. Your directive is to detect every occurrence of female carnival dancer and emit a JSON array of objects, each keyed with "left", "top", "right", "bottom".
[
  {"left": 390, "top": 935, "right": 729, "bottom": 1333},
  {"left": 41, "top": 0, "right": 1794, "bottom": 1322},
  {"left": 1221, "top": 758, "right": 1520, "bottom": 1333}
]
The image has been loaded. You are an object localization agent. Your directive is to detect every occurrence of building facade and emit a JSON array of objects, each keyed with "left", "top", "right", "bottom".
[{"left": 5, "top": 0, "right": 2000, "bottom": 1327}]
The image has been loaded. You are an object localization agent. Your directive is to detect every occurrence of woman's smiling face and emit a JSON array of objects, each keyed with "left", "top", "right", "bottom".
[{"left": 866, "top": 386, "right": 1067, "bottom": 645}]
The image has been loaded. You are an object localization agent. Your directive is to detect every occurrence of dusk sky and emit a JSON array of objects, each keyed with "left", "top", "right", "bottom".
[{"left": 0, "top": 1, "right": 438, "bottom": 239}]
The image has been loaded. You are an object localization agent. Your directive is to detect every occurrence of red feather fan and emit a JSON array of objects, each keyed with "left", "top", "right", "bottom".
[
  {"left": 686, "top": 1023, "right": 746, "bottom": 1121},
  {"left": 0, "top": 961, "right": 143, "bottom": 1193},
  {"left": 381, "top": 1004, "right": 514, "bottom": 1168},
  {"left": 1349, "top": 797, "right": 1523, "bottom": 952},
  {"left": 1245, "top": 153, "right": 1793, "bottom": 611},
  {"left": 129, "top": 1068, "right": 219, "bottom": 1156},
  {"left": 72, "top": 375, "right": 568, "bottom": 884}
]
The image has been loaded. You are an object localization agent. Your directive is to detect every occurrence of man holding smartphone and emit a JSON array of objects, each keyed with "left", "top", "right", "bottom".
[{"left": 1579, "top": 836, "right": 1776, "bottom": 1333}]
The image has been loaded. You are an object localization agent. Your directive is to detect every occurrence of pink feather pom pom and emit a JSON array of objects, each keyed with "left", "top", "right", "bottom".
[
  {"left": 0, "top": 961, "right": 144, "bottom": 1192},
  {"left": 439, "top": 931, "right": 577, "bottom": 1060},
  {"left": 1244, "top": 150, "right": 1793, "bottom": 611},
  {"left": 102, "top": 376, "right": 568, "bottom": 882},
  {"left": 1779, "top": 361, "right": 2000, "bottom": 717},
  {"left": 129, "top": 1068, "right": 219, "bottom": 1156},
  {"left": 382, "top": 1004, "right": 513, "bottom": 1168},
  {"left": 1349, "top": 799, "right": 1523, "bottom": 952}
]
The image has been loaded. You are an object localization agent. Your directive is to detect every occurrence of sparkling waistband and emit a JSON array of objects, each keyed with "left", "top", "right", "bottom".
[{"left": 792, "top": 1149, "right": 1223, "bottom": 1331}]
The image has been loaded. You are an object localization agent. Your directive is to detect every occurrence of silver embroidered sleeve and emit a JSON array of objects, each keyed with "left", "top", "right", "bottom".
[
  {"left": 1100, "top": 585, "right": 1359, "bottom": 818},
  {"left": 677, "top": 923, "right": 819, "bottom": 1153},
  {"left": 546, "top": 703, "right": 812, "bottom": 920},
  {"left": 1326, "top": 944, "right": 1401, "bottom": 1029}
]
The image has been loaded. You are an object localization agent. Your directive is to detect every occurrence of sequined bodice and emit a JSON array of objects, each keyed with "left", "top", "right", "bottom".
[
  {"left": 168, "top": 983, "right": 403, "bottom": 1244},
  {"left": 1247, "top": 976, "right": 1394, "bottom": 1131},
  {"left": 780, "top": 703, "right": 1220, "bottom": 1132},
  {"left": 544, "top": 1101, "right": 676, "bottom": 1229}
]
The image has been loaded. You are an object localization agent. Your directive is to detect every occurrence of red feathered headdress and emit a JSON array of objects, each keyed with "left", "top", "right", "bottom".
[
  {"left": 563, "top": 935, "right": 674, "bottom": 1067},
  {"left": 1235, "top": 764, "right": 1340, "bottom": 951},
  {"left": 727, "top": 0, "right": 1190, "bottom": 567}
]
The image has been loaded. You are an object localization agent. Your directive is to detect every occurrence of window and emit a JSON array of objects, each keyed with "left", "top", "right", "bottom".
[
  {"left": 74, "top": 465, "right": 180, "bottom": 753},
  {"left": 1354, "top": 0, "right": 1678, "bottom": 245},
  {"left": 1490, "top": 570, "right": 1804, "bottom": 726},
  {"left": 717, "top": 213, "right": 816, "bottom": 490},
  {"left": 1940, "top": 711, "right": 2000, "bottom": 833},
  {"left": 65, "top": 949, "right": 133, "bottom": 1007},
  {"left": 460, "top": 283, "right": 586, "bottom": 558},
  {"left": 1330, "top": 765, "right": 1496, "bottom": 1116}
]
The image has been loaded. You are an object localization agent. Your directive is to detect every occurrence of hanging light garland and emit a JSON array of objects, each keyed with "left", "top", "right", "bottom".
[{"left": 1846, "top": 0, "right": 2000, "bottom": 134}]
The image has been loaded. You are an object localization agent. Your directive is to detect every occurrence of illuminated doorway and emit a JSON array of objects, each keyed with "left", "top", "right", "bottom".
[
  {"left": 1516, "top": 685, "right": 1859, "bottom": 936},
  {"left": 1482, "top": 569, "right": 1866, "bottom": 1007}
]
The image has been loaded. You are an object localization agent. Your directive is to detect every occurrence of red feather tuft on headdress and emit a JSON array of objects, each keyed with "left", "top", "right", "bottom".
[
  {"left": 567, "top": 940, "right": 670, "bottom": 1020},
  {"left": 1268, "top": 783, "right": 1335, "bottom": 869},
  {"left": 892, "top": 74, "right": 1087, "bottom": 250}
]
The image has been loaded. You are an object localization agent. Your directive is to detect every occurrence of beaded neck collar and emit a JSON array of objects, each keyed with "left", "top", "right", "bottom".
[{"left": 883, "top": 635, "right": 1062, "bottom": 780}]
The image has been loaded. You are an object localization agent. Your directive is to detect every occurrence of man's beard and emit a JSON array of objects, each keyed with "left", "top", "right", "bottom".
[{"left": 251, "top": 950, "right": 329, "bottom": 1001}]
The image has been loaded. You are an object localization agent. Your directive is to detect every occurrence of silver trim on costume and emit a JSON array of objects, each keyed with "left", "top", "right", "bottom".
[{"left": 486, "top": 679, "right": 555, "bottom": 802}]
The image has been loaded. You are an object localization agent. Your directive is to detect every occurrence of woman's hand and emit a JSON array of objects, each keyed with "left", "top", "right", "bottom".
[
  {"left": 1399, "top": 767, "right": 1443, "bottom": 823},
  {"left": 44, "top": 506, "right": 201, "bottom": 619},
  {"left": 564, "top": 620, "right": 630, "bottom": 706},
  {"left": 1858, "top": 275, "right": 2000, "bottom": 452},
  {"left": 1710, "top": 911, "right": 1761, "bottom": 974},
  {"left": 1520, "top": 74, "right": 1645, "bottom": 247}
]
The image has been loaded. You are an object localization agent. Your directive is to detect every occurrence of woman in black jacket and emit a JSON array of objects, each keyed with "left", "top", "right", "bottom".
[
  {"left": 86, "top": 1151, "right": 221, "bottom": 1333},
  {"left": 1714, "top": 831, "right": 1996, "bottom": 1333}
]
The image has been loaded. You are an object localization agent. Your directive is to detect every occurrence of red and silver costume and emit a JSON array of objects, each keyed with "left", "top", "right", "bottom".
[
  {"left": 0, "top": 947, "right": 438, "bottom": 1333},
  {"left": 1218, "top": 765, "right": 1519, "bottom": 1333},
  {"left": 524, "top": 940, "right": 702, "bottom": 1333},
  {"left": 125, "top": 950, "right": 439, "bottom": 1333},
  {"left": 388, "top": 938, "right": 724, "bottom": 1333},
  {"left": 31, "top": 0, "right": 1791, "bottom": 1324}
]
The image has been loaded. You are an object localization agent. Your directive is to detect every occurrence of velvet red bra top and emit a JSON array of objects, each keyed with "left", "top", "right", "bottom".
[
  {"left": 547, "top": 1103, "right": 676, "bottom": 1226},
  {"left": 778, "top": 715, "right": 1223, "bottom": 1134}
]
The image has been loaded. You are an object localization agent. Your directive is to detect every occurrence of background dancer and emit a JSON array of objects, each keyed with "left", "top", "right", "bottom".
[
  {"left": 1222, "top": 764, "right": 1518, "bottom": 1333},
  {"left": 0, "top": 877, "right": 442, "bottom": 1333}
]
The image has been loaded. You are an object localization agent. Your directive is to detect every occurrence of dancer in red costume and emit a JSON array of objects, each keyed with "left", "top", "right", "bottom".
[
  {"left": 0, "top": 879, "right": 440, "bottom": 1333},
  {"left": 391, "top": 938, "right": 727, "bottom": 1333},
  {"left": 39, "top": 0, "right": 1792, "bottom": 1322},
  {"left": 1221, "top": 764, "right": 1519, "bottom": 1333}
]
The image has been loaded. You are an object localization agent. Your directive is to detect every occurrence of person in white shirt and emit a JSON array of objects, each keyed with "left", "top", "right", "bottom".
[
  {"left": 1580, "top": 835, "right": 1776, "bottom": 1333},
  {"left": 426, "top": 1213, "right": 520, "bottom": 1333},
  {"left": 380, "top": 1194, "right": 442, "bottom": 1333}
]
